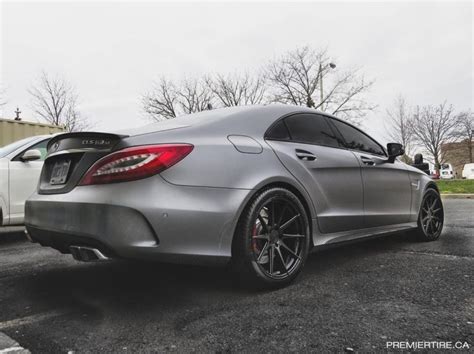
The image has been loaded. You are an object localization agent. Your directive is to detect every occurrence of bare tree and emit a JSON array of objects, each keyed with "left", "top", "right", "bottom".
[
  {"left": 454, "top": 110, "right": 473, "bottom": 163},
  {"left": 385, "top": 95, "right": 413, "bottom": 163},
  {"left": 266, "top": 46, "right": 375, "bottom": 123},
  {"left": 177, "top": 78, "right": 213, "bottom": 114},
  {"left": 143, "top": 77, "right": 212, "bottom": 121},
  {"left": 206, "top": 72, "right": 267, "bottom": 107},
  {"left": 29, "top": 72, "right": 88, "bottom": 132},
  {"left": 410, "top": 102, "right": 458, "bottom": 172},
  {"left": 142, "top": 78, "right": 178, "bottom": 120}
]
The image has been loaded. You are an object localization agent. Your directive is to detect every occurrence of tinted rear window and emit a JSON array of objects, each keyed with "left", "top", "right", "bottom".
[
  {"left": 284, "top": 114, "right": 339, "bottom": 147},
  {"left": 266, "top": 120, "right": 290, "bottom": 140}
]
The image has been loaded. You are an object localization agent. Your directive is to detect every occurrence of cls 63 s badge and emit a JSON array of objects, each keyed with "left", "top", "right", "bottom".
[{"left": 81, "top": 139, "right": 111, "bottom": 146}]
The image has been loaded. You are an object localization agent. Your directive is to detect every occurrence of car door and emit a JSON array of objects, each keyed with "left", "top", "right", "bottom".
[
  {"left": 328, "top": 118, "right": 412, "bottom": 228},
  {"left": 265, "top": 113, "right": 364, "bottom": 234},
  {"left": 8, "top": 138, "right": 49, "bottom": 224}
]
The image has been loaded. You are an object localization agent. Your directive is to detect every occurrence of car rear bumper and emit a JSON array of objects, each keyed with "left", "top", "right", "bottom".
[{"left": 25, "top": 175, "right": 251, "bottom": 265}]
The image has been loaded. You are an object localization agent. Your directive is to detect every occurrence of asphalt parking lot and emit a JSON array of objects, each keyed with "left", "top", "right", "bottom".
[{"left": 0, "top": 199, "right": 472, "bottom": 353}]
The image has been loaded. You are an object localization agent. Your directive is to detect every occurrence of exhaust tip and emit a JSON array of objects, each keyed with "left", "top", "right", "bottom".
[
  {"left": 24, "top": 229, "right": 35, "bottom": 243},
  {"left": 69, "top": 246, "right": 109, "bottom": 262}
]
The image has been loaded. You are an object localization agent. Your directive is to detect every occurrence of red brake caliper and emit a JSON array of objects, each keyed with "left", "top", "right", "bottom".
[{"left": 251, "top": 225, "right": 260, "bottom": 253}]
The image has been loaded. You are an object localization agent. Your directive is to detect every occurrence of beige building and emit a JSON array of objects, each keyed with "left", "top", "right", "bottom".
[
  {"left": 0, "top": 118, "right": 64, "bottom": 147},
  {"left": 441, "top": 139, "right": 474, "bottom": 178}
]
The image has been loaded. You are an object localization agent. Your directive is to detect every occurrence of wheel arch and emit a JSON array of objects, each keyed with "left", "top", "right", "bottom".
[
  {"left": 229, "top": 178, "right": 316, "bottom": 257},
  {"left": 424, "top": 181, "right": 439, "bottom": 193}
]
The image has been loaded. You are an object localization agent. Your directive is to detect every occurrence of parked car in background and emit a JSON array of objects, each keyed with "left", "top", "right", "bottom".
[
  {"left": 0, "top": 135, "right": 53, "bottom": 226},
  {"left": 462, "top": 163, "right": 474, "bottom": 179},
  {"left": 25, "top": 105, "right": 444, "bottom": 288},
  {"left": 440, "top": 163, "right": 455, "bottom": 180},
  {"left": 430, "top": 170, "right": 440, "bottom": 180}
]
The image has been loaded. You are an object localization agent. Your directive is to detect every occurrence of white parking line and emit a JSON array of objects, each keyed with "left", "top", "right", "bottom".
[{"left": 0, "top": 311, "right": 64, "bottom": 331}]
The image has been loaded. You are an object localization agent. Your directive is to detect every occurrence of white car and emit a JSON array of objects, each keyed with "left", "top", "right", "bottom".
[
  {"left": 462, "top": 163, "right": 474, "bottom": 179},
  {"left": 440, "top": 163, "right": 455, "bottom": 180},
  {"left": 0, "top": 135, "right": 52, "bottom": 226}
]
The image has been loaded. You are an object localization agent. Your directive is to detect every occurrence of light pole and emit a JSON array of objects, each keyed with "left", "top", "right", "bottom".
[{"left": 319, "top": 62, "right": 336, "bottom": 110}]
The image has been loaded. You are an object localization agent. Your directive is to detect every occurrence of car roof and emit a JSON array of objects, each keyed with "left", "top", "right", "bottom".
[
  {"left": 116, "top": 104, "right": 330, "bottom": 137},
  {"left": 2, "top": 134, "right": 52, "bottom": 160}
]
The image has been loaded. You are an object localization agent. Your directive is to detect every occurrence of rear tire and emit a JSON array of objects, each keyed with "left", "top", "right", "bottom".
[
  {"left": 412, "top": 188, "right": 444, "bottom": 241},
  {"left": 232, "top": 187, "right": 310, "bottom": 289}
]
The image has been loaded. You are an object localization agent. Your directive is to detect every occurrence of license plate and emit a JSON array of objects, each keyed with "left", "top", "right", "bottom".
[{"left": 50, "top": 160, "right": 71, "bottom": 185}]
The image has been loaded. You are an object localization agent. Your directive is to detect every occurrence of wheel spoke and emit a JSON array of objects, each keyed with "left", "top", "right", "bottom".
[
  {"left": 257, "top": 215, "right": 269, "bottom": 233},
  {"left": 269, "top": 245, "right": 275, "bottom": 275},
  {"left": 426, "top": 219, "right": 433, "bottom": 234},
  {"left": 430, "top": 198, "right": 438, "bottom": 209},
  {"left": 252, "top": 234, "right": 269, "bottom": 240},
  {"left": 424, "top": 215, "right": 430, "bottom": 224},
  {"left": 282, "top": 233, "right": 305, "bottom": 238},
  {"left": 422, "top": 217, "right": 430, "bottom": 231},
  {"left": 280, "top": 240, "right": 301, "bottom": 260},
  {"left": 431, "top": 219, "right": 436, "bottom": 233},
  {"left": 432, "top": 207, "right": 442, "bottom": 214},
  {"left": 280, "top": 214, "right": 301, "bottom": 231},
  {"left": 257, "top": 242, "right": 269, "bottom": 262},
  {"left": 276, "top": 247, "right": 288, "bottom": 274}
]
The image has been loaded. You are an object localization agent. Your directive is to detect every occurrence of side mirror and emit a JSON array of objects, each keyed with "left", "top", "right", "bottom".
[
  {"left": 21, "top": 149, "right": 42, "bottom": 162},
  {"left": 386, "top": 143, "right": 404, "bottom": 163}
]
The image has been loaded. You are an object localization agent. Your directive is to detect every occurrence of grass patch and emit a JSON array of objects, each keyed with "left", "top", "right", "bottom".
[{"left": 435, "top": 179, "right": 474, "bottom": 194}]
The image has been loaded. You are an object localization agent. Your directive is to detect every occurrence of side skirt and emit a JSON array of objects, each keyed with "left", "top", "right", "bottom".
[{"left": 311, "top": 220, "right": 417, "bottom": 248}]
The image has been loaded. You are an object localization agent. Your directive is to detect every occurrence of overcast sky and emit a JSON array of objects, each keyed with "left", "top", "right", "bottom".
[{"left": 1, "top": 1, "right": 472, "bottom": 143}]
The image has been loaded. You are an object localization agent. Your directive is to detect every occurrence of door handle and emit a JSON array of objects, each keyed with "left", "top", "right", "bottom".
[
  {"left": 295, "top": 149, "right": 316, "bottom": 161},
  {"left": 360, "top": 156, "right": 375, "bottom": 166}
]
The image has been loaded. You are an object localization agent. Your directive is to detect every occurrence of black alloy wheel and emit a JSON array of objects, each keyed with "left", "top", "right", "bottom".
[
  {"left": 233, "top": 187, "right": 310, "bottom": 288},
  {"left": 416, "top": 188, "right": 444, "bottom": 241}
]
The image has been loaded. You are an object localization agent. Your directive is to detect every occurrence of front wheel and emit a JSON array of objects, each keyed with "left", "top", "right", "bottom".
[
  {"left": 413, "top": 188, "right": 444, "bottom": 241},
  {"left": 232, "top": 187, "right": 310, "bottom": 289}
]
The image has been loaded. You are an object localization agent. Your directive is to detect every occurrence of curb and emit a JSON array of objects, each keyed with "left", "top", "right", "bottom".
[
  {"left": 441, "top": 194, "right": 474, "bottom": 199},
  {"left": 0, "top": 332, "right": 30, "bottom": 353}
]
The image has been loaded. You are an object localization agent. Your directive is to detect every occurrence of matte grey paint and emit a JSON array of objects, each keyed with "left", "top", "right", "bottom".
[
  {"left": 25, "top": 105, "right": 433, "bottom": 264},
  {"left": 227, "top": 135, "right": 263, "bottom": 154}
]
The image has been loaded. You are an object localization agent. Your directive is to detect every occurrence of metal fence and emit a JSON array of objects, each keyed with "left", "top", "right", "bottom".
[{"left": 0, "top": 118, "right": 65, "bottom": 147}]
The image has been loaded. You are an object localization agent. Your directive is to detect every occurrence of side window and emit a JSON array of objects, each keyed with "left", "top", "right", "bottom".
[
  {"left": 265, "top": 120, "right": 290, "bottom": 140},
  {"left": 284, "top": 114, "right": 340, "bottom": 147},
  {"left": 330, "top": 119, "right": 385, "bottom": 156}
]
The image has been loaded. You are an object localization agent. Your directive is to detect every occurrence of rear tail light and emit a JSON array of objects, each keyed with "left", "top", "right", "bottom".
[{"left": 79, "top": 144, "right": 193, "bottom": 185}]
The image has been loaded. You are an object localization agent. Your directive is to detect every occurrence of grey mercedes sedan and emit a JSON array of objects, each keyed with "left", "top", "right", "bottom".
[{"left": 25, "top": 105, "right": 443, "bottom": 288}]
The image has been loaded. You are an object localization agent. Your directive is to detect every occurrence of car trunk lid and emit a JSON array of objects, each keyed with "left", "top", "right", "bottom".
[{"left": 38, "top": 132, "right": 128, "bottom": 194}]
